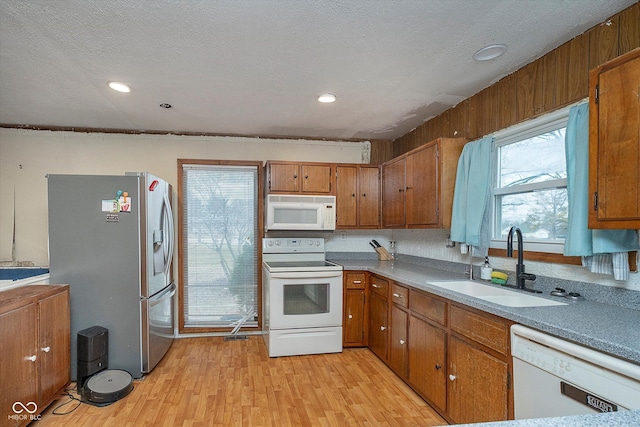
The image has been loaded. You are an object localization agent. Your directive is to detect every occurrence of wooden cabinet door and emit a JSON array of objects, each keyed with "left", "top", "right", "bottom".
[
  {"left": 447, "top": 335, "right": 509, "bottom": 424},
  {"left": 389, "top": 305, "right": 408, "bottom": 378},
  {"left": 589, "top": 49, "right": 640, "bottom": 228},
  {"left": 343, "top": 290, "right": 366, "bottom": 346},
  {"left": 358, "top": 166, "right": 380, "bottom": 227},
  {"left": 382, "top": 157, "right": 406, "bottom": 227},
  {"left": 408, "top": 315, "right": 447, "bottom": 412},
  {"left": 336, "top": 165, "right": 358, "bottom": 228},
  {"left": 38, "top": 291, "right": 70, "bottom": 407},
  {"left": 269, "top": 163, "right": 299, "bottom": 192},
  {"left": 368, "top": 291, "right": 388, "bottom": 362},
  {"left": 301, "top": 164, "right": 332, "bottom": 193},
  {"left": 0, "top": 304, "right": 38, "bottom": 425},
  {"left": 406, "top": 143, "right": 438, "bottom": 226}
]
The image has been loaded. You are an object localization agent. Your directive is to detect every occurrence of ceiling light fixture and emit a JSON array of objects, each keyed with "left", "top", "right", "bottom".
[
  {"left": 108, "top": 81, "right": 131, "bottom": 93},
  {"left": 473, "top": 44, "right": 507, "bottom": 61},
  {"left": 318, "top": 93, "right": 336, "bottom": 103}
]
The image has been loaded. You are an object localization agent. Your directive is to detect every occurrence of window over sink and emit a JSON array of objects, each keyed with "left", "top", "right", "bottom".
[{"left": 491, "top": 105, "right": 573, "bottom": 254}]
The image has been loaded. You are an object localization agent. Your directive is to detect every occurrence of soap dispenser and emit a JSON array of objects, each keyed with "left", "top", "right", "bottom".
[{"left": 481, "top": 256, "right": 493, "bottom": 280}]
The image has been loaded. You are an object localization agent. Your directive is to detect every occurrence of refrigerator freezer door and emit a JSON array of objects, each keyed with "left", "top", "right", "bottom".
[{"left": 142, "top": 282, "right": 176, "bottom": 373}]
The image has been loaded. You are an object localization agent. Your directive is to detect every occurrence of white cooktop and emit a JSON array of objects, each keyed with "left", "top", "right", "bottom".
[{"left": 262, "top": 237, "right": 342, "bottom": 272}]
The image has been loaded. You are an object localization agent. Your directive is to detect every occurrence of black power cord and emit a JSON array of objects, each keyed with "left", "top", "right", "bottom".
[{"left": 48, "top": 382, "right": 129, "bottom": 417}]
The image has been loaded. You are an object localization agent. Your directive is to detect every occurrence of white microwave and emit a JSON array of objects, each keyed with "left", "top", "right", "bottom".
[{"left": 265, "top": 194, "right": 336, "bottom": 231}]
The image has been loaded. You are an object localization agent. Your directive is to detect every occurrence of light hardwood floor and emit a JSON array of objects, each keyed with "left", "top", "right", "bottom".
[{"left": 36, "top": 336, "right": 447, "bottom": 427}]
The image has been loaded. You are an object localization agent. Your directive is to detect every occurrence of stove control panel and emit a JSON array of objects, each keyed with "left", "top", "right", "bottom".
[{"left": 263, "top": 237, "right": 325, "bottom": 253}]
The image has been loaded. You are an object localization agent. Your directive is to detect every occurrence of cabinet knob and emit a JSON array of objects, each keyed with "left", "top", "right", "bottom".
[
  {"left": 352, "top": 193, "right": 356, "bottom": 197},
  {"left": 41, "top": 346, "right": 51, "bottom": 353},
  {"left": 362, "top": 193, "right": 367, "bottom": 197},
  {"left": 26, "top": 355, "right": 37, "bottom": 362},
  {"left": 380, "top": 326, "right": 386, "bottom": 331},
  {"left": 353, "top": 280, "right": 362, "bottom": 284},
  {"left": 293, "top": 175, "right": 297, "bottom": 179},
  {"left": 398, "top": 188, "right": 404, "bottom": 193},
  {"left": 449, "top": 374, "right": 456, "bottom": 381},
  {"left": 372, "top": 284, "right": 381, "bottom": 288},
  {"left": 392, "top": 293, "right": 404, "bottom": 299},
  {"left": 348, "top": 314, "right": 353, "bottom": 319},
  {"left": 435, "top": 364, "right": 442, "bottom": 370},
  {"left": 305, "top": 176, "right": 309, "bottom": 179},
  {"left": 399, "top": 339, "right": 405, "bottom": 345}
]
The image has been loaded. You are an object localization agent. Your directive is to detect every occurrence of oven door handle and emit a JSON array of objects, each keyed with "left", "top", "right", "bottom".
[{"left": 268, "top": 271, "right": 343, "bottom": 279}]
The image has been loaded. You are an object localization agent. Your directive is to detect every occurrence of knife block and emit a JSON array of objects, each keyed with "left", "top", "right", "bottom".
[{"left": 375, "top": 246, "right": 394, "bottom": 261}]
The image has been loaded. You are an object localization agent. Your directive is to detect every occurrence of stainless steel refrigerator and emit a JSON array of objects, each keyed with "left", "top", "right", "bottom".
[{"left": 47, "top": 172, "right": 175, "bottom": 379}]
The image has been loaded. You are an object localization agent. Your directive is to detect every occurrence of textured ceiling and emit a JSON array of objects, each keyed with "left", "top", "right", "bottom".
[{"left": 0, "top": 0, "right": 635, "bottom": 141}]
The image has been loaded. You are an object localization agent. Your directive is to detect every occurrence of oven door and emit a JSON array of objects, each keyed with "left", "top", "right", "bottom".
[{"left": 267, "top": 270, "right": 343, "bottom": 329}]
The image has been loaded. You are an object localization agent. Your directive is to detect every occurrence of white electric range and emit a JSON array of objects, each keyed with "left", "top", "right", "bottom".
[{"left": 262, "top": 237, "right": 343, "bottom": 357}]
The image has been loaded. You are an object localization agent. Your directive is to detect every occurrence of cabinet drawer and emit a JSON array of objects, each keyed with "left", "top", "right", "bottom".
[
  {"left": 345, "top": 272, "right": 366, "bottom": 290},
  {"left": 450, "top": 305, "right": 509, "bottom": 355},
  {"left": 391, "top": 283, "right": 409, "bottom": 308},
  {"left": 409, "top": 289, "right": 446, "bottom": 326},
  {"left": 370, "top": 275, "right": 389, "bottom": 298}
]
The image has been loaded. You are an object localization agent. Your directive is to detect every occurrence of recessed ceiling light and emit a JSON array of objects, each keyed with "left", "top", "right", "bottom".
[
  {"left": 318, "top": 93, "right": 336, "bottom": 103},
  {"left": 473, "top": 44, "right": 507, "bottom": 61},
  {"left": 108, "top": 81, "right": 131, "bottom": 93}
]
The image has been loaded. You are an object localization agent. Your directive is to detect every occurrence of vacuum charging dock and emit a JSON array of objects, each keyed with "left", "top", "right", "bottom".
[{"left": 77, "top": 326, "right": 133, "bottom": 404}]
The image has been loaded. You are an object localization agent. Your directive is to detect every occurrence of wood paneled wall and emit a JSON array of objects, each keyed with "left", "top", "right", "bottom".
[
  {"left": 370, "top": 139, "right": 394, "bottom": 165},
  {"left": 393, "top": 3, "right": 639, "bottom": 158}
]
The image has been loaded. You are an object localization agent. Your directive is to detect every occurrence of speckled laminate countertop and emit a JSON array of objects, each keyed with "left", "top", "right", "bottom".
[
  {"left": 449, "top": 410, "right": 640, "bottom": 426},
  {"left": 332, "top": 259, "right": 640, "bottom": 365}
]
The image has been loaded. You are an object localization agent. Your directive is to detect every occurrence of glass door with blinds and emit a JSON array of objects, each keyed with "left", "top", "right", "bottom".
[{"left": 178, "top": 160, "right": 262, "bottom": 332}]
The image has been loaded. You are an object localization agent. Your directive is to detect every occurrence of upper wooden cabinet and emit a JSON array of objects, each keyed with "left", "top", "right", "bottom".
[
  {"left": 382, "top": 138, "right": 467, "bottom": 228},
  {"left": 266, "top": 161, "right": 334, "bottom": 194},
  {"left": 336, "top": 164, "right": 380, "bottom": 229},
  {"left": 589, "top": 48, "right": 640, "bottom": 228},
  {"left": 381, "top": 157, "right": 407, "bottom": 227}
]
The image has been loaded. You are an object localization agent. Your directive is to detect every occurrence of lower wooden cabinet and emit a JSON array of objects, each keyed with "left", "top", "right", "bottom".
[
  {"left": 343, "top": 272, "right": 367, "bottom": 347},
  {"left": 408, "top": 314, "right": 447, "bottom": 413},
  {"left": 368, "top": 275, "right": 389, "bottom": 361},
  {"left": 360, "top": 274, "right": 513, "bottom": 425},
  {"left": 368, "top": 291, "right": 388, "bottom": 361},
  {"left": 389, "top": 304, "right": 408, "bottom": 378},
  {"left": 447, "top": 303, "right": 511, "bottom": 423},
  {"left": 447, "top": 335, "right": 509, "bottom": 424},
  {"left": 0, "top": 285, "right": 70, "bottom": 426},
  {"left": 38, "top": 290, "right": 71, "bottom": 406}
]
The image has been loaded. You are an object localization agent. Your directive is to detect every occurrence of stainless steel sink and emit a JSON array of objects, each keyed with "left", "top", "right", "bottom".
[{"left": 427, "top": 280, "right": 567, "bottom": 307}]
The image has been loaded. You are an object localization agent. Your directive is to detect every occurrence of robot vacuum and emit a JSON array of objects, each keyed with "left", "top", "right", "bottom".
[{"left": 82, "top": 369, "right": 134, "bottom": 404}]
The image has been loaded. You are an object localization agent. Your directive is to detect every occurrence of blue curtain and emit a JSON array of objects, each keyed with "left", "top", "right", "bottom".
[
  {"left": 563, "top": 103, "right": 638, "bottom": 280},
  {"left": 450, "top": 136, "right": 493, "bottom": 251}
]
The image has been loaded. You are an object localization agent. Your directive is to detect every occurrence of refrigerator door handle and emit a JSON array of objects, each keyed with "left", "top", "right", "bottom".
[
  {"left": 163, "top": 191, "right": 174, "bottom": 279},
  {"left": 149, "top": 283, "right": 176, "bottom": 307}
]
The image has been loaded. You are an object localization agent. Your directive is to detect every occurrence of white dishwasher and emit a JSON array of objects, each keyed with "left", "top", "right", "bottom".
[{"left": 511, "top": 324, "right": 640, "bottom": 419}]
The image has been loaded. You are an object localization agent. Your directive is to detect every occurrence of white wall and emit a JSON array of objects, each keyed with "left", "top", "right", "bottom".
[{"left": 0, "top": 128, "right": 369, "bottom": 265}]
